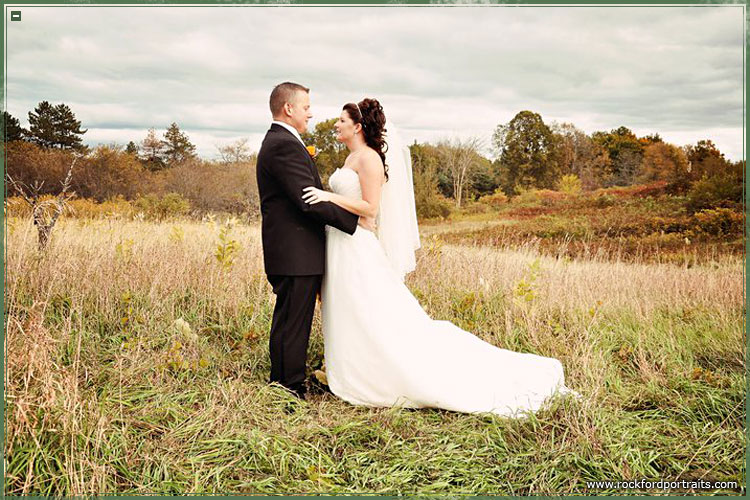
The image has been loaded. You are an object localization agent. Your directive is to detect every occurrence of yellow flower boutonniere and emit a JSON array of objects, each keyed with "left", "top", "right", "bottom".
[{"left": 306, "top": 145, "right": 317, "bottom": 158}]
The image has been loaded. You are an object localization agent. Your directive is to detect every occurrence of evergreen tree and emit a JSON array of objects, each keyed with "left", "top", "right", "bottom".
[
  {"left": 52, "top": 103, "right": 87, "bottom": 150},
  {"left": 125, "top": 141, "right": 139, "bottom": 155},
  {"left": 163, "top": 122, "right": 196, "bottom": 166},
  {"left": 27, "top": 101, "right": 87, "bottom": 149},
  {"left": 2, "top": 111, "right": 25, "bottom": 142},
  {"left": 28, "top": 101, "right": 57, "bottom": 148}
]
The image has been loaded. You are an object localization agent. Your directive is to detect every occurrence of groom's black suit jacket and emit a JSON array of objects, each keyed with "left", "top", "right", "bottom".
[{"left": 256, "top": 123, "right": 359, "bottom": 276}]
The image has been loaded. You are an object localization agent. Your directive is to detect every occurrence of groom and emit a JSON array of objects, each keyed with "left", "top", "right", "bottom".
[{"left": 256, "top": 82, "right": 360, "bottom": 400}]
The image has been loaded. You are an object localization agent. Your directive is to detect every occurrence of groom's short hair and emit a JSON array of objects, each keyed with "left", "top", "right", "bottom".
[{"left": 270, "top": 82, "right": 310, "bottom": 117}]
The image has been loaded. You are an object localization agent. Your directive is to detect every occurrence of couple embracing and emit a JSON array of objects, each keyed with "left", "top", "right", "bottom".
[{"left": 256, "top": 81, "right": 576, "bottom": 418}]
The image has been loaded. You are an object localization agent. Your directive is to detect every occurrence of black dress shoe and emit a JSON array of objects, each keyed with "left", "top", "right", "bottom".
[
  {"left": 287, "top": 382, "right": 307, "bottom": 400},
  {"left": 307, "top": 373, "right": 333, "bottom": 396}
]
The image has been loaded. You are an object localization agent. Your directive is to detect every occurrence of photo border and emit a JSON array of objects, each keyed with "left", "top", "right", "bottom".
[{"left": 1, "top": 0, "right": 746, "bottom": 497}]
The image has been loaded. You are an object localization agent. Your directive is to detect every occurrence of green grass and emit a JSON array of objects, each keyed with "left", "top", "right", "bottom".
[{"left": 3, "top": 217, "right": 745, "bottom": 495}]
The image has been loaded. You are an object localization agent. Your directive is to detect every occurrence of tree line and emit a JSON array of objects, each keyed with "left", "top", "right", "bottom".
[
  {"left": 300, "top": 111, "right": 743, "bottom": 218},
  {"left": 4, "top": 103, "right": 208, "bottom": 170},
  {"left": 3, "top": 102, "right": 258, "bottom": 216},
  {"left": 4, "top": 102, "right": 87, "bottom": 150},
  {"left": 3, "top": 102, "right": 743, "bottom": 219},
  {"left": 491, "top": 111, "right": 738, "bottom": 196}
]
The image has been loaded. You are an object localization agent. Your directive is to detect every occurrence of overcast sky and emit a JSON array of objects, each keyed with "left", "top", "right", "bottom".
[{"left": 5, "top": 3, "right": 745, "bottom": 160}]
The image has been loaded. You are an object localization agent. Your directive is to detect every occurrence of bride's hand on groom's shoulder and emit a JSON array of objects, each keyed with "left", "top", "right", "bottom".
[{"left": 302, "top": 186, "right": 332, "bottom": 205}]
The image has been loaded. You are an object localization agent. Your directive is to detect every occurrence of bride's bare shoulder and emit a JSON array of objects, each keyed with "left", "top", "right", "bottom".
[
  {"left": 363, "top": 146, "right": 381, "bottom": 159},
  {"left": 356, "top": 148, "right": 383, "bottom": 171}
]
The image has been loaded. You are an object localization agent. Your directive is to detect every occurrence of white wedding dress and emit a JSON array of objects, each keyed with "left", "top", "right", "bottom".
[{"left": 321, "top": 167, "right": 576, "bottom": 418}]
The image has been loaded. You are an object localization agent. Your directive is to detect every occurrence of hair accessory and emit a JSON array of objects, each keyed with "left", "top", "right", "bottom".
[{"left": 355, "top": 102, "right": 365, "bottom": 128}]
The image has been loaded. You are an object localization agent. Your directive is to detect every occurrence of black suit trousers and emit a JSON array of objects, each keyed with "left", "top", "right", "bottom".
[{"left": 267, "top": 274, "right": 322, "bottom": 397}]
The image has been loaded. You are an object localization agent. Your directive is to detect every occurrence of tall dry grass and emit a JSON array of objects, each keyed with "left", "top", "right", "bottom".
[{"left": 3, "top": 216, "right": 745, "bottom": 495}]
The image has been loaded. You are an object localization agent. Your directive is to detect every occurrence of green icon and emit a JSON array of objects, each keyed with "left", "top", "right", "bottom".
[{"left": 11, "top": 11, "right": 21, "bottom": 21}]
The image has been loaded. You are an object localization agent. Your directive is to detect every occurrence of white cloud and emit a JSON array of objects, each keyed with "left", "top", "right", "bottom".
[{"left": 5, "top": 4, "right": 744, "bottom": 160}]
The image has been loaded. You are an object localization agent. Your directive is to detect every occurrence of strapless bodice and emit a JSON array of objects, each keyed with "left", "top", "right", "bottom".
[{"left": 329, "top": 168, "right": 362, "bottom": 200}]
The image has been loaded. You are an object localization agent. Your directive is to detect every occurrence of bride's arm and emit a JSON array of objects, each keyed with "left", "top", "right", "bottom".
[{"left": 303, "top": 154, "right": 384, "bottom": 219}]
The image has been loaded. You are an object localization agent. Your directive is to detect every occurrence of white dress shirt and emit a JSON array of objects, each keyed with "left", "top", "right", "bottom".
[{"left": 272, "top": 120, "right": 306, "bottom": 148}]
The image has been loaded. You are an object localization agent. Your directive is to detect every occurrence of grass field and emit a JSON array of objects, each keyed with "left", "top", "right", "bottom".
[{"left": 3, "top": 213, "right": 745, "bottom": 495}]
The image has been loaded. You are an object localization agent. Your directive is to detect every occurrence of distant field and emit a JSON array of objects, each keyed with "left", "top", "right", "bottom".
[
  {"left": 425, "top": 188, "right": 744, "bottom": 266},
  {"left": 3, "top": 211, "right": 745, "bottom": 495}
]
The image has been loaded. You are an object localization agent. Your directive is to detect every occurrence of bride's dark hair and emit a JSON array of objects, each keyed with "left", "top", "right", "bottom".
[{"left": 343, "top": 98, "right": 389, "bottom": 181}]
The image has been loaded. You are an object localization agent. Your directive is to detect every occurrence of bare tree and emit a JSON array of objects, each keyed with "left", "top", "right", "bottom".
[
  {"left": 437, "top": 136, "right": 484, "bottom": 208},
  {"left": 216, "top": 138, "right": 253, "bottom": 165},
  {"left": 6, "top": 154, "right": 79, "bottom": 250},
  {"left": 139, "top": 128, "right": 167, "bottom": 170}
]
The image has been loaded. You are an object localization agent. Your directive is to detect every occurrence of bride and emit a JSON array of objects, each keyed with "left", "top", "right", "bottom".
[{"left": 301, "top": 98, "right": 576, "bottom": 418}]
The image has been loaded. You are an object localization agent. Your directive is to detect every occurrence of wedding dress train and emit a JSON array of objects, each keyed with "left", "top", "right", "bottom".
[{"left": 321, "top": 167, "right": 575, "bottom": 417}]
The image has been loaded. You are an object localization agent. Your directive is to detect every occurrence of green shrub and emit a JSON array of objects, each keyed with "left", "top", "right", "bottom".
[
  {"left": 512, "top": 187, "right": 542, "bottom": 205},
  {"left": 590, "top": 193, "right": 616, "bottom": 208},
  {"left": 462, "top": 201, "right": 490, "bottom": 215},
  {"left": 536, "top": 189, "right": 571, "bottom": 207},
  {"left": 478, "top": 188, "right": 509, "bottom": 208},
  {"left": 533, "top": 214, "right": 590, "bottom": 238},
  {"left": 558, "top": 174, "right": 582, "bottom": 194},
  {"left": 686, "top": 174, "right": 743, "bottom": 213},
  {"left": 689, "top": 208, "right": 744, "bottom": 237},
  {"left": 416, "top": 193, "right": 453, "bottom": 219}
]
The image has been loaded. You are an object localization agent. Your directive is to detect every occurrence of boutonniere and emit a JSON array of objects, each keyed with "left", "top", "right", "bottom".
[{"left": 306, "top": 145, "right": 317, "bottom": 158}]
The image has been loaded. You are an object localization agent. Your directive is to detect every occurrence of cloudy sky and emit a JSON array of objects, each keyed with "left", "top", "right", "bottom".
[{"left": 5, "top": 3, "right": 745, "bottom": 160}]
